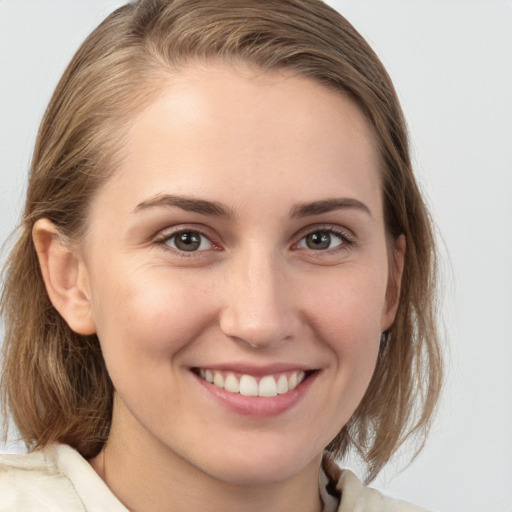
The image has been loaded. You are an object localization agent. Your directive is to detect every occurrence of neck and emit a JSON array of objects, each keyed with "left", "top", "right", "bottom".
[{"left": 89, "top": 402, "right": 324, "bottom": 512}]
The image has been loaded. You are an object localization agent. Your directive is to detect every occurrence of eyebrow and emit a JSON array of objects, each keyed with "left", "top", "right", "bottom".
[
  {"left": 134, "top": 194, "right": 235, "bottom": 218},
  {"left": 290, "top": 198, "right": 372, "bottom": 218},
  {"left": 134, "top": 194, "right": 372, "bottom": 219}
]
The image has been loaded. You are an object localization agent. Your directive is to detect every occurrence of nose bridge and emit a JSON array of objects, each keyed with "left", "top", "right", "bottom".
[{"left": 219, "top": 243, "right": 296, "bottom": 347}]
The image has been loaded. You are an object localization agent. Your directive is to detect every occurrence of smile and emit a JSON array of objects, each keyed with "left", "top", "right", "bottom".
[{"left": 196, "top": 369, "right": 307, "bottom": 397}]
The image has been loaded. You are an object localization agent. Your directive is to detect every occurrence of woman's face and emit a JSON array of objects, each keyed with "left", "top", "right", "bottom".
[{"left": 76, "top": 64, "right": 403, "bottom": 484}]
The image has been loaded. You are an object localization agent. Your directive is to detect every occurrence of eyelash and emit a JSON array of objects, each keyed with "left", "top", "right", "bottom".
[
  {"left": 294, "top": 226, "right": 354, "bottom": 254},
  {"left": 154, "top": 225, "right": 354, "bottom": 258},
  {"left": 154, "top": 227, "right": 219, "bottom": 257}
]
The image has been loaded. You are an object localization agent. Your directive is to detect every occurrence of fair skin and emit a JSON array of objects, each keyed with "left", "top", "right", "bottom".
[{"left": 33, "top": 63, "right": 404, "bottom": 512}]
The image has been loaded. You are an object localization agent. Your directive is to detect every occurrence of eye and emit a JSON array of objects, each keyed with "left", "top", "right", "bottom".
[
  {"left": 164, "top": 230, "right": 213, "bottom": 252},
  {"left": 297, "top": 229, "right": 347, "bottom": 251}
]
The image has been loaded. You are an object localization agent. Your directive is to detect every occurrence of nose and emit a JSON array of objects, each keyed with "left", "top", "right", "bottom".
[{"left": 219, "top": 248, "right": 299, "bottom": 349}]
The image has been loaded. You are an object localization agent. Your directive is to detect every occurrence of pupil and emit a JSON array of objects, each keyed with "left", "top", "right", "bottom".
[
  {"left": 307, "top": 231, "right": 330, "bottom": 250},
  {"left": 176, "top": 232, "right": 201, "bottom": 251}
]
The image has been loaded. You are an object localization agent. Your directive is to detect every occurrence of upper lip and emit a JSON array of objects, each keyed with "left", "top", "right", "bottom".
[{"left": 192, "top": 363, "right": 317, "bottom": 376}]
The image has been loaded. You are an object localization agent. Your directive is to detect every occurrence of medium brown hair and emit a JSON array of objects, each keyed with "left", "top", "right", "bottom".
[{"left": 1, "top": 0, "right": 442, "bottom": 482}]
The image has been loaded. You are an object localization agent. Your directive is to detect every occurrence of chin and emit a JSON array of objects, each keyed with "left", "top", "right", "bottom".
[{"left": 192, "top": 438, "right": 322, "bottom": 486}]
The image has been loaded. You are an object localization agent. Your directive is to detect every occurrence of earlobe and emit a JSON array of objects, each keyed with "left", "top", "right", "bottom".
[
  {"left": 382, "top": 234, "right": 406, "bottom": 331},
  {"left": 32, "top": 218, "right": 96, "bottom": 335}
]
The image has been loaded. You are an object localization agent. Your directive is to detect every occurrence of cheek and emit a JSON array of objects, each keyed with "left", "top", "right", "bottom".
[
  {"left": 90, "top": 265, "right": 219, "bottom": 370},
  {"left": 301, "top": 263, "right": 387, "bottom": 376},
  {"left": 304, "top": 262, "right": 387, "bottom": 333},
  {"left": 89, "top": 266, "right": 223, "bottom": 424}
]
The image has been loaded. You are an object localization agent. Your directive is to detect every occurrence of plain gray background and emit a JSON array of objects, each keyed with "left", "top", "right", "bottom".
[{"left": 1, "top": 2, "right": 511, "bottom": 511}]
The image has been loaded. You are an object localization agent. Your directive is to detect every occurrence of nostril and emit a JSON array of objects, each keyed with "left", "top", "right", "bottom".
[{"left": 219, "top": 306, "right": 298, "bottom": 349}]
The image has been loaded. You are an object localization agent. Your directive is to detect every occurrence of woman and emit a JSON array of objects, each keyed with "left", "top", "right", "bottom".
[{"left": 0, "top": 0, "right": 442, "bottom": 510}]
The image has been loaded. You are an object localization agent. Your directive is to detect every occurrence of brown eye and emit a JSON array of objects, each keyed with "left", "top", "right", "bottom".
[
  {"left": 166, "top": 231, "right": 212, "bottom": 252},
  {"left": 298, "top": 230, "right": 345, "bottom": 251}
]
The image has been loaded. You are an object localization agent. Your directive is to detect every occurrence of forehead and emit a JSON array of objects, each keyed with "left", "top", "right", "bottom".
[{"left": 91, "top": 63, "right": 382, "bottom": 222}]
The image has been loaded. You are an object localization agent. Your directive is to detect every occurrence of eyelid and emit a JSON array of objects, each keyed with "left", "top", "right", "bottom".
[
  {"left": 292, "top": 224, "right": 356, "bottom": 252},
  {"left": 294, "top": 224, "right": 354, "bottom": 242},
  {"left": 153, "top": 224, "right": 221, "bottom": 256},
  {"left": 151, "top": 223, "right": 355, "bottom": 257}
]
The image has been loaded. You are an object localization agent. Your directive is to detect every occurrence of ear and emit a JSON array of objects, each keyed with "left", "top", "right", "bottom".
[
  {"left": 32, "top": 218, "right": 96, "bottom": 335},
  {"left": 381, "top": 234, "right": 406, "bottom": 331}
]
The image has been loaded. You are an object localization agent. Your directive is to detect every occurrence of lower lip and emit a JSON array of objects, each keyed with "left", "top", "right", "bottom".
[{"left": 193, "top": 371, "right": 318, "bottom": 417}]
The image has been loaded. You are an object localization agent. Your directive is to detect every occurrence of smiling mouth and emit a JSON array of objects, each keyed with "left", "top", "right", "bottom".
[{"left": 194, "top": 368, "right": 311, "bottom": 397}]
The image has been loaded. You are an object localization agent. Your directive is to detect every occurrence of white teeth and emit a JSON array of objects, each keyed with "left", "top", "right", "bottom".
[
  {"left": 213, "top": 371, "right": 224, "bottom": 388},
  {"left": 239, "top": 375, "right": 259, "bottom": 396},
  {"left": 224, "top": 373, "right": 240, "bottom": 393},
  {"left": 199, "top": 369, "right": 309, "bottom": 397},
  {"left": 277, "top": 374, "right": 288, "bottom": 394},
  {"left": 288, "top": 372, "right": 298, "bottom": 391},
  {"left": 258, "top": 375, "right": 278, "bottom": 397}
]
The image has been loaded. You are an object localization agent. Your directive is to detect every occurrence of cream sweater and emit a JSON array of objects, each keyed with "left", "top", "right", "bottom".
[{"left": 0, "top": 444, "right": 429, "bottom": 511}]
